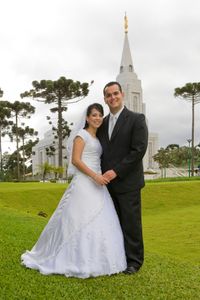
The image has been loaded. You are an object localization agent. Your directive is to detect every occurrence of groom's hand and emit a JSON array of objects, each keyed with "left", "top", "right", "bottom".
[{"left": 103, "top": 170, "right": 117, "bottom": 182}]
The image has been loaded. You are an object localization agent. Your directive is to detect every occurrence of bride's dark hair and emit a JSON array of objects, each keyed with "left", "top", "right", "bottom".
[{"left": 84, "top": 103, "right": 104, "bottom": 129}]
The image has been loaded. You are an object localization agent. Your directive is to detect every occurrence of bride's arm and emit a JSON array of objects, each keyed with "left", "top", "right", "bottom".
[{"left": 72, "top": 136, "right": 109, "bottom": 185}]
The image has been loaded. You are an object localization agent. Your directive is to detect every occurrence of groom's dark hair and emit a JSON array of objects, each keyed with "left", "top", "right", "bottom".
[{"left": 103, "top": 81, "right": 122, "bottom": 96}]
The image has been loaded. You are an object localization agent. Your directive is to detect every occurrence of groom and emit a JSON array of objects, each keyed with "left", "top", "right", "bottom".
[{"left": 98, "top": 81, "right": 148, "bottom": 274}]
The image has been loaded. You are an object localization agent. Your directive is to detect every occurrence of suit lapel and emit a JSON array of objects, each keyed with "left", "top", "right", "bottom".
[
  {"left": 103, "top": 115, "right": 110, "bottom": 142},
  {"left": 110, "top": 107, "right": 129, "bottom": 141}
]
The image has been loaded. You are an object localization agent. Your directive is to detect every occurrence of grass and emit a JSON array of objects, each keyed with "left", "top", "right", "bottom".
[
  {"left": 0, "top": 182, "right": 65, "bottom": 216},
  {"left": 146, "top": 176, "right": 200, "bottom": 183},
  {"left": 142, "top": 181, "right": 200, "bottom": 263},
  {"left": 0, "top": 181, "right": 200, "bottom": 300}
]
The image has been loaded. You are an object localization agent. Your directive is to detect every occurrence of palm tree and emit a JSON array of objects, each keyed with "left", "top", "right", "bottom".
[
  {"left": 174, "top": 82, "right": 200, "bottom": 176},
  {"left": 39, "top": 162, "right": 53, "bottom": 182},
  {"left": 51, "top": 165, "right": 64, "bottom": 180}
]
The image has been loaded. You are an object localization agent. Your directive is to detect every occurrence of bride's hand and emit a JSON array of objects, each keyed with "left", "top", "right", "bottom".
[{"left": 93, "top": 174, "right": 109, "bottom": 185}]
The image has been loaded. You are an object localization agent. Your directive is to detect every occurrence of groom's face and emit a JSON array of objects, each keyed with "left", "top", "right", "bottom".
[{"left": 104, "top": 84, "right": 124, "bottom": 113}]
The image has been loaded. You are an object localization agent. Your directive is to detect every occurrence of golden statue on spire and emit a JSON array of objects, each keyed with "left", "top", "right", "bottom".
[{"left": 124, "top": 13, "right": 128, "bottom": 33}]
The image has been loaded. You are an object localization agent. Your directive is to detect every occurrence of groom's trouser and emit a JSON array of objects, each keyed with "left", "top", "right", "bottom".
[{"left": 108, "top": 187, "right": 144, "bottom": 270}]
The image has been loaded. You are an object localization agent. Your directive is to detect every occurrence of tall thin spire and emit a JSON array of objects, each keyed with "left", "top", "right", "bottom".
[
  {"left": 119, "top": 13, "right": 133, "bottom": 73},
  {"left": 116, "top": 15, "right": 159, "bottom": 171},
  {"left": 117, "top": 14, "right": 142, "bottom": 113}
]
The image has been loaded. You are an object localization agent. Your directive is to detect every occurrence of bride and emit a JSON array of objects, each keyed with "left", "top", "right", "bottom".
[{"left": 21, "top": 103, "right": 127, "bottom": 278}]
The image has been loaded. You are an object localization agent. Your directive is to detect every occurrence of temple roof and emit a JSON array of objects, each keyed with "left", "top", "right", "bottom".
[{"left": 120, "top": 32, "right": 134, "bottom": 71}]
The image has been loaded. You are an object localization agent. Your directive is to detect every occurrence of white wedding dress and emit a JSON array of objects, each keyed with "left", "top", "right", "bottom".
[{"left": 21, "top": 129, "right": 127, "bottom": 278}]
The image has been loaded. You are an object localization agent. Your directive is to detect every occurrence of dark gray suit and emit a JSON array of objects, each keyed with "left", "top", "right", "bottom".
[{"left": 97, "top": 107, "right": 148, "bottom": 269}]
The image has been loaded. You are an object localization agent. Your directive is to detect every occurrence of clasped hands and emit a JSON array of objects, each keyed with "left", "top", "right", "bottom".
[{"left": 93, "top": 170, "right": 117, "bottom": 185}]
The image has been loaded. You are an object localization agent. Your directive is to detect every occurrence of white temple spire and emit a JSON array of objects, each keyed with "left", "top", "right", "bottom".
[
  {"left": 116, "top": 14, "right": 143, "bottom": 114},
  {"left": 119, "top": 13, "right": 134, "bottom": 74}
]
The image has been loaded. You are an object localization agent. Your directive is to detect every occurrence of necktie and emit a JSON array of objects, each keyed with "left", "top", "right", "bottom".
[{"left": 109, "top": 115, "right": 116, "bottom": 139}]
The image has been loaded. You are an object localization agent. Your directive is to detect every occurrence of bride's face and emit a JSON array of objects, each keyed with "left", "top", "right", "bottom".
[{"left": 86, "top": 108, "right": 103, "bottom": 129}]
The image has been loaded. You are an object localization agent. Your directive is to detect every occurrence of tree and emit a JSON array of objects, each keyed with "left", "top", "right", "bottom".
[
  {"left": 45, "top": 114, "right": 72, "bottom": 161},
  {"left": 174, "top": 82, "right": 200, "bottom": 176},
  {"left": 12, "top": 124, "right": 38, "bottom": 180},
  {"left": 39, "top": 162, "right": 53, "bottom": 182},
  {"left": 9, "top": 101, "right": 35, "bottom": 180},
  {"left": 0, "top": 88, "right": 3, "bottom": 98},
  {"left": 153, "top": 144, "right": 200, "bottom": 178},
  {"left": 165, "top": 144, "right": 179, "bottom": 150},
  {"left": 51, "top": 165, "right": 64, "bottom": 180},
  {"left": 4, "top": 150, "right": 23, "bottom": 180},
  {"left": 19, "top": 138, "right": 39, "bottom": 178},
  {"left": 0, "top": 101, "right": 13, "bottom": 172},
  {"left": 21, "top": 77, "right": 93, "bottom": 177},
  {"left": 0, "top": 151, "right": 11, "bottom": 181},
  {"left": 20, "top": 138, "right": 39, "bottom": 163},
  {"left": 153, "top": 148, "right": 171, "bottom": 178}
]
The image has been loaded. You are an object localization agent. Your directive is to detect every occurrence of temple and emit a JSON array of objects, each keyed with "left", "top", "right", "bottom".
[
  {"left": 31, "top": 15, "right": 159, "bottom": 177},
  {"left": 116, "top": 14, "right": 159, "bottom": 171}
]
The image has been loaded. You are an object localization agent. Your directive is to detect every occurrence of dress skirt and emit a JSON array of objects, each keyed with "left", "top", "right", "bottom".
[{"left": 21, "top": 173, "right": 127, "bottom": 278}]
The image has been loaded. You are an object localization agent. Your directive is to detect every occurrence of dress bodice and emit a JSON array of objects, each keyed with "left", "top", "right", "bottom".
[{"left": 75, "top": 129, "right": 102, "bottom": 174}]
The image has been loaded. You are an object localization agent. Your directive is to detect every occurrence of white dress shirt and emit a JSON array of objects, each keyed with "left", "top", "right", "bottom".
[{"left": 108, "top": 106, "right": 124, "bottom": 139}]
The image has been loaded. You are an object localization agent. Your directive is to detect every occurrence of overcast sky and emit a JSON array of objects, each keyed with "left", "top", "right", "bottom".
[{"left": 1, "top": 0, "right": 200, "bottom": 152}]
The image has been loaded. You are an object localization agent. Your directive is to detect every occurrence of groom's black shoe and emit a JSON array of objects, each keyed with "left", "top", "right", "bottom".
[{"left": 123, "top": 266, "right": 139, "bottom": 275}]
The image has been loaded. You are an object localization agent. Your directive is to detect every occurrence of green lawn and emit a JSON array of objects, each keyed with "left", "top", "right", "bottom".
[{"left": 0, "top": 181, "right": 200, "bottom": 300}]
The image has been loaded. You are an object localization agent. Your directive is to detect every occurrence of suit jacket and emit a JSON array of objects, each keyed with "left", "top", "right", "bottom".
[{"left": 97, "top": 107, "right": 148, "bottom": 193}]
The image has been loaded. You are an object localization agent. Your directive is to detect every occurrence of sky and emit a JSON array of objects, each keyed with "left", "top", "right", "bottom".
[{"left": 1, "top": 0, "right": 200, "bottom": 153}]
